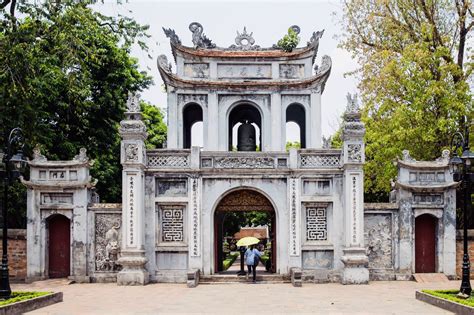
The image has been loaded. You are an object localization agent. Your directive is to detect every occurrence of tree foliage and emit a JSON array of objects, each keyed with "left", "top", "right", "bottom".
[
  {"left": 141, "top": 101, "right": 167, "bottom": 149},
  {"left": 277, "top": 27, "right": 300, "bottom": 52},
  {"left": 340, "top": 0, "right": 473, "bottom": 201},
  {"left": 0, "top": 1, "right": 165, "bottom": 226}
]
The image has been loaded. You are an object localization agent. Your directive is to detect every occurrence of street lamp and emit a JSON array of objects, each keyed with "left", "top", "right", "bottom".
[
  {"left": 449, "top": 119, "right": 474, "bottom": 297},
  {"left": 0, "top": 128, "right": 27, "bottom": 299}
]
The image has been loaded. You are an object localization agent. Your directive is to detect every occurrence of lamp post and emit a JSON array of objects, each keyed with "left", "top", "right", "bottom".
[
  {"left": 0, "top": 128, "right": 27, "bottom": 299},
  {"left": 449, "top": 119, "right": 474, "bottom": 297}
]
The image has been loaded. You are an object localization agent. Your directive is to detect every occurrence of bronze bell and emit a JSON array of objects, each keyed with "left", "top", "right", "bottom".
[{"left": 237, "top": 121, "right": 257, "bottom": 151}]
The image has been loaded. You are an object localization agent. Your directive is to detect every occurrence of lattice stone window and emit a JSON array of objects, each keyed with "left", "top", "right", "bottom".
[
  {"left": 305, "top": 205, "right": 328, "bottom": 241},
  {"left": 159, "top": 205, "right": 185, "bottom": 243}
]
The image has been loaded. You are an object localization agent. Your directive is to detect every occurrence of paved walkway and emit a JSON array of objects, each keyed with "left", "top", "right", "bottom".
[{"left": 13, "top": 279, "right": 458, "bottom": 314}]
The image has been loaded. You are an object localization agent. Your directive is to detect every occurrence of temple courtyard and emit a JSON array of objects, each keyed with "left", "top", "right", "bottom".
[{"left": 13, "top": 280, "right": 457, "bottom": 314}]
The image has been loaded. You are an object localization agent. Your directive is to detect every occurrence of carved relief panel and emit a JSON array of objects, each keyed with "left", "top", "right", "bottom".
[
  {"left": 364, "top": 214, "right": 393, "bottom": 269},
  {"left": 95, "top": 213, "right": 122, "bottom": 272}
]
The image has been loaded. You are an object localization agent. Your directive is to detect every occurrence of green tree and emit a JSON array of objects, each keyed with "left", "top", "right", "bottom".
[
  {"left": 285, "top": 141, "right": 301, "bottom": 151},
  {"left": 340, "top": 0, "right": 473, "bottom": 201},
  {"left": 0, "top": 1, "right": 155, "bottom": 226},
  {"left": 141, "top": 101, "right": 167, "bottom": 149}
]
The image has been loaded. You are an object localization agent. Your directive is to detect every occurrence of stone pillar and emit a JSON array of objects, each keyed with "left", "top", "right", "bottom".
[
  {"left": 341, "top": 94, "right": 369, "bottom": 284},
  {"left": 206, "top": 92, "right": 218, "bottom": 151},
  {"left": 271, "top": 93, "right": 282, "bottom": 151},
  {"left": 309, "top": 91, "right": 322, "bottom": 148},
  {"left": 117, "top": 93, "right": 149, "bottom": 285},
  {"left": 167, "top": 89, "right": 178, "bottom": 149}
]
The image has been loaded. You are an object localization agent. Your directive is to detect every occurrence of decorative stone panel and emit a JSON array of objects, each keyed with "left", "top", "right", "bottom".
[
  {"left": 302, "top": 251, "right": 333, "bottom": 269},
  {"left": 300, "top": 154, "right": 341, "bottom": 168},
  {"left": 213, "top": 156, "right": 274, "bottom": 169},
  {"left": 157, "top": 205, "right": 185, "bottom": 244},
  {"left": 347, "top": 144, "right": 362, "bottom": 162},
  {"left": 279, "top": 64, "right": 305, "bottom": 79},
  {"left": 364, "top": 214, "right": 392, "bottom": 269},
  {"left": 95, "top": 213, "right": 122, "bottom": 272},
  {"left": 184, "top": 63, "right": 209, "bottom": 78},
  {"left": 302, "top": 179, "right": 331, "bottom": 196},
  {"left": 148, "top": 154, "right": 190, "bottom": 168},
  {"left": 40, "top": 193, "right": 73, "bottom": 205},
  {"left": 305, "top": 205, "right": 328, "bottom": 241},
  {"left": 217, "top": 64, "right": 272, "bottom": 79},
  {"left": 413, "top": 193, "right": 443, "bottom": 205},
  {"left": 156, "top": 179, "right": 188, "bottom": 197}
]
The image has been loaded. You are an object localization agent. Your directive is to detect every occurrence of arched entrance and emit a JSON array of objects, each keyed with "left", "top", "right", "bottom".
[
  {"left": 415, "top": 214, "right": 437, "bottom": 273},
  {"left": 214, "top": 189, "right": 276, "bottom": 274},
  {"left": 47, "top": 214, "right": 71, "bottom": 278}
]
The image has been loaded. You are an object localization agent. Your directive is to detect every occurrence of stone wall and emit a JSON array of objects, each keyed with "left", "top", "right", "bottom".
[
  {"left": 456, "top": 230, "right": 474, "bottom": 279},
  {"left": 0, "top": 229, "right": 27, "bottom": 282}
]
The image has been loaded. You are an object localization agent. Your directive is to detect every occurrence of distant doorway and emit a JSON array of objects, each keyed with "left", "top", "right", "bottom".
[
  {"left": 47, "top": 214, "right": 71, "bottom": 278},
  {"left": 214, "top": 189, "right": 276, "bottom": 274},
  {"left": 415, "top": 214, "right": 437, "bottom": 273}
]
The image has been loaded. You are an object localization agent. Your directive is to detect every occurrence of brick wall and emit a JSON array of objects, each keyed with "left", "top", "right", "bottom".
[
  {"left": 456, "top": 230, "right": 474, "bottom": 279},
  {"left": 0, "top": 229, "right": 27, "bottom": 282}
]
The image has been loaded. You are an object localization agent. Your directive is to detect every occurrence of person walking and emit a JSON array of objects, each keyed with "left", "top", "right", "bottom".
[{"left": 244, "top": 245, "right": 262, "bottom": 283}]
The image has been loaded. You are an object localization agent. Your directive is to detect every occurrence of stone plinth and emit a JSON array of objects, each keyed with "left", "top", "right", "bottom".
[
  {"left": 341, "top": 247, "right": 369, "bottom": 284},
  {"left": 117, "top": 250, "right": 149, "bottom": 286}
]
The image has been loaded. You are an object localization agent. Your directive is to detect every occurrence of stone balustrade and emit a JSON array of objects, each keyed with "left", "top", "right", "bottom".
[{"left": 146, "top": 148, "right": 342, "bottom": 170}]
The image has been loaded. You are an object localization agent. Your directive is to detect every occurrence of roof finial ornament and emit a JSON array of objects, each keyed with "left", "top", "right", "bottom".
[
  {"left": 234, "top": 27, "right": 255, "bottom": 50},
  {"left": 162, "top": 27, "right": 181, "bottom": 46},
  {"left": 126, "top": 92, "right": 140, "bottom": 113},
  {"left": 345, "top": 93, "right": 360, "bottom": 113},
  {"left": 189, "top": 22, "right": 216, "bottom": 49},
  {"left": 307, "top": 29, "right": 324, "bottom": 46}
]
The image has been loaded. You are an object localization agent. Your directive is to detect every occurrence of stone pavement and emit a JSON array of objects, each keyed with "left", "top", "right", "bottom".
[{"left": 13, "top": 279, "right": 459, "bottom": 314}]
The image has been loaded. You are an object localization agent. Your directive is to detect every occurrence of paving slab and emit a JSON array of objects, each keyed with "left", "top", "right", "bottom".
[{"left": 12, "top": 280, "right": 460, "bottom": 314}]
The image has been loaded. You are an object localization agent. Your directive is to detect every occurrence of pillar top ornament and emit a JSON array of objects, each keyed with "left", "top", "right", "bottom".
[
  {"left": 120, "top": 92, "right": 147, "bottom": 139},
  {"left": 126, "top": 92, "right": 141, "bottom": 114},
  {"left": 342, "top": 93, "right": 365, "bottom": 139}
]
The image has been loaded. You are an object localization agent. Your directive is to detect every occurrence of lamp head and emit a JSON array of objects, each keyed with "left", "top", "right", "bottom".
[{"left": 10, "top": 150, "right": 27, "bottom": 171}]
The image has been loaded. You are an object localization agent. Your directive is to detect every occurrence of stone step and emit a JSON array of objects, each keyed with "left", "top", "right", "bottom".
[
  {"left": 413, "top": 273, "right": 449, "bottom": 283},
  {"left": 200, "top": 274, "right": 290, "bottom": 284}
]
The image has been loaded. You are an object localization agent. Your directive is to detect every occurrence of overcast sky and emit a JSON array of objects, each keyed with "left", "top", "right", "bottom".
[{"left": 94, "top": 0, "right": 359, "bottom": 139}]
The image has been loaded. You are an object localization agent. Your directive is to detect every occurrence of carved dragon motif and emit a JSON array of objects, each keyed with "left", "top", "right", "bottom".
[
  {"left": 162, "top": 27, "right": 181, "bottom": 46},
  {"left": 189, "top": 22, "right": 216, "bottom": 49}
]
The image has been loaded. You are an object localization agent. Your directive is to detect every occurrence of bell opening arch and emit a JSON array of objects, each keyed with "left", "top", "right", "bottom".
[
  {"left": 183, "top": 102, "right": 203, "bottom": 148},
  {"left": 286, "top": 103, "right": 306, "bottom": 149},
  {"left": 227, "top": 102, "right": 263, "bottom": 151}
]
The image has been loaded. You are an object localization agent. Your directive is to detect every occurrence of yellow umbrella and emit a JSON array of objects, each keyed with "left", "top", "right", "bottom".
[{"left": 236, "top": 236, "right": 260, "bottom": 247}]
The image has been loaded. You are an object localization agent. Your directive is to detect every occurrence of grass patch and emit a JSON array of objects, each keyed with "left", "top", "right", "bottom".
[
  {"left": 422, "top": 289, "right": 474, "bottom": 308},
  {"left": 223, "top": 252, "right": 239, "bottom": 271},
  {"left": 0, "top": 291, "right": 51, "bottom": 307}
]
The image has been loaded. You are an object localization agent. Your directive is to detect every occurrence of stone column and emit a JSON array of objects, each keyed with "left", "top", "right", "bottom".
[
  {"left": 167, "top": 89, "right": 178, "bottom": 149},
  {"left": 341, "top": 94, "right": 369, "bottom": 284},
  {"left": 309, "top": 91, "right": 322, "bottom": 148},
  {"left": 117, "top": 94, "right": 149, "bottom": 285},
  {"left": 206, "top": 92, "right": 218, "bottom": 151},
  {"left": 271, "top": 93, "right": 282, "bottom": 151}
]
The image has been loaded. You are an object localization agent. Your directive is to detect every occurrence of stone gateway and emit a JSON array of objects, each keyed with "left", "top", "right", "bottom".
[{"left": 23, "top": 23, "right": 457, "bottom": 285}]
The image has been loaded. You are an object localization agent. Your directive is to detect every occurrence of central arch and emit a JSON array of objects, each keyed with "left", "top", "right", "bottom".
[{"left": 213, "top": 189, "right": 277, "bottom": 274}]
